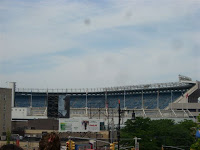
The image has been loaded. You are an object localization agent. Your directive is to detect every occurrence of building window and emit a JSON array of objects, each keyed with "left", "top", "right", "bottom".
[
  {"left": 3, "top": 125, "right": 5, "bottom": 131},
  {"left": 4, "top": 95, "right": 6, "bottom": 100}
]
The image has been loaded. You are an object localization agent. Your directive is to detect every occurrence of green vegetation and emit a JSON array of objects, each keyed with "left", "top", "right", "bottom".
[
  {"left": 120, "top": 117, "right": 197, "bottom": 150},
  {"left": 190, "top": 114, "right": 200, "bottom": 150},
  {"left": 191, "top": 139, "right": 200, "bottom": 150}
]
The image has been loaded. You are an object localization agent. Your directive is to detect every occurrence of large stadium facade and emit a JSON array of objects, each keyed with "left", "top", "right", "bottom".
[{"left": 8, "top": 75, "right": 200, "bottom": 124}]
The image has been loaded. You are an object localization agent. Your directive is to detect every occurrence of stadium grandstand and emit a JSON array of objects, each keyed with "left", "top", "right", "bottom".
[{"left": 9, "top": 75, "right": 200, "bottom": 123}]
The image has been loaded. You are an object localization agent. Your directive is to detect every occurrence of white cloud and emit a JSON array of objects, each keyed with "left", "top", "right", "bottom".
[
  {"left": 1, "top": 42, "right": 199, "bottom": 88},
  {"left": 0, "top": 0, "right": 200, "bottom": 88},
  {"left": 1, "top": 0, "right": 199, "bottom": 60}
]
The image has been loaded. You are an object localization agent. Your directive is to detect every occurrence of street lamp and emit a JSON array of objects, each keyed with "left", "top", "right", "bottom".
[{"left": 131, "top": 110, "right": 136, "bottom": 120}]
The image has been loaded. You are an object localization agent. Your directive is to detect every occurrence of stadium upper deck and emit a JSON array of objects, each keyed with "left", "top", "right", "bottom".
[{"left": 13, "top": 75, "right": 197, "bottom": 110}]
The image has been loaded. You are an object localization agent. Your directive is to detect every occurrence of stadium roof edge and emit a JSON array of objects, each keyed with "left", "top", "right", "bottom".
[
  {"left": 180, "top": 80, "right": 197, "bottom": 84},
  {"left": 15, "top": 81, "right": 195, "bottom": 93}
]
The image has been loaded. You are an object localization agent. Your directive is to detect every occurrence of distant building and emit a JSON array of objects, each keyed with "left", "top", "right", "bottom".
[{"left": 0, "top": 88, "right": 12, "bottom": 136}]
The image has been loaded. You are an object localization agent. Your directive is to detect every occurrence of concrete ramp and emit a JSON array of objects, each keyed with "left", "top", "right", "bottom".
[{"left": 173, "top": 81, "right": 199, "bottom": 103}]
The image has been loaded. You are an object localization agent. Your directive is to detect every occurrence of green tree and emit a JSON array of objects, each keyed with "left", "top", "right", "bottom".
[
  {"left": 191, "top": 139, "right": 200, "bottom": 150},
  {"left": 121, "top": 117, "right": 197, "bottom": 150},
  {"left": 190, "top": 114, "right": 200, "bottom": 150}
]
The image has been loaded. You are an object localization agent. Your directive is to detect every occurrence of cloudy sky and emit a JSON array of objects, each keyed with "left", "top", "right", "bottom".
[{"left": 0, "top": 0, "right": 199, "bottom": 89}]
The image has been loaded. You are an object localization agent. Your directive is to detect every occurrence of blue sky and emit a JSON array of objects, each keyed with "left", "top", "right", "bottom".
[{"left": 0, "top": 0, "right": 200, "bottom": 88}]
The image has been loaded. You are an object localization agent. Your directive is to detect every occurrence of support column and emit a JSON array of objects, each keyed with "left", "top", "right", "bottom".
[
  {"left": 124, "top": 90, "right": 126, "bottom": 109},
  {"left": 171, "top": 90, "right": 173, "bottom": 110},
  {"left": 141, "top": 90, "right": 144, "bottom": 109},
  {"left": 86, "top": 90, "right": 88, "bottom": 115},
  {"left": 157, "top": 90, "right": 159, "bottom": 109},
  {"left": 105, "top": 90, "right": 108, "bottom": 115}
]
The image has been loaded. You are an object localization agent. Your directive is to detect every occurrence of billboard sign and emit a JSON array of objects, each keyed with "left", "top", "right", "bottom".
[
  {"left": 59, "top": 118, "right": 100, "bottom": 132},
  {"left": 59, "top": 119, "right": 79, "bottom": 132},
  {"left": 81, "top": 120, "right": 99, "bottom": 132}
]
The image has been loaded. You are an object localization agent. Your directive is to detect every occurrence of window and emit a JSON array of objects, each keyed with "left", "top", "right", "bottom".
[{"left": 3, "top": 125, "right": 5, "bottom": 131}]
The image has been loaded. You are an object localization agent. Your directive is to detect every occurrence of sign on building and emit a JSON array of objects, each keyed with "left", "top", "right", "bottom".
[{"left": 59, "top": 118, "right": 100, "bottom": 132}]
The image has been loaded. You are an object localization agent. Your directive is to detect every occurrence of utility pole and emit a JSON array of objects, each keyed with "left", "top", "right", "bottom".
[
  {"left": 118, "top": 100, "right": 120, "bottom": 150},
  {"left": 96, "top": 133, "right": 98, "bottom": 150},
  {"left": 111, "top": 108, "right": 114, "bottom": 143},
  {"left": 108, "top": 101, "right": 110, "bottom": 143}
]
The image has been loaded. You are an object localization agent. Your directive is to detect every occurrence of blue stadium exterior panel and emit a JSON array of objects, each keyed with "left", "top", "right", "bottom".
[{"left": 14, "top": 82, "right": 194, "bottom": 110}]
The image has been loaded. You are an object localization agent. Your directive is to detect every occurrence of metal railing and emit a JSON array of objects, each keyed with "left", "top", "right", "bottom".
[{"left": 15, "top": 82, "right": 192, "bottom": 93}]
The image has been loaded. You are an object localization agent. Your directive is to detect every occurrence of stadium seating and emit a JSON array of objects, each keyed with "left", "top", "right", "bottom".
[
  {"left": 70, "top": 95, "right": 86, "bottom": 108},
  {"left": 32, "top": 96, "right": 46, "bottom": 107},
  {"left": 15, "top": 95, "right": 30, "bottom": 107},
  {"left": 88, "top": 95, "right": 105, "bottom": 108},
  {"left": 15, "top": 91, "right": 183, "bottom": 109},
  {"left": 15, "top": 95, "right": 46, "bottom": 107}
]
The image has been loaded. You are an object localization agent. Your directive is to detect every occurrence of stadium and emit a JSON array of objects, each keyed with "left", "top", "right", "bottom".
[
  {"left": 1, "top": 75, "right": 200, "bottom": 149},
  {"left": 10, "top": 75, "right": 200, "bottom": 124}
]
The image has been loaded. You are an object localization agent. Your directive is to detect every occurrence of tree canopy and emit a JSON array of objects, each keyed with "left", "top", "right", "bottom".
[
  {"left": 190, "top": 114, "right": 200, "bottom": 150},
  {"left": 120, "top": 117, "right": 197, "bottom": 150}
]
